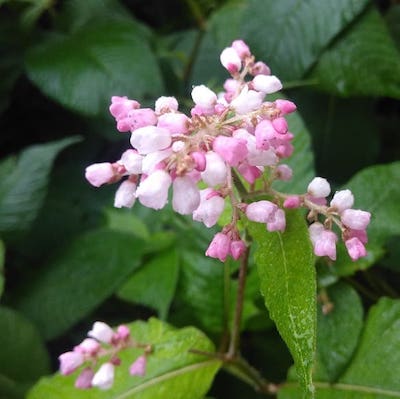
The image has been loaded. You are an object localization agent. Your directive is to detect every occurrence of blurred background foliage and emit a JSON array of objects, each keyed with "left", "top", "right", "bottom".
[{"left": 0, "top": 0, "right": 399, "bottom": 398}]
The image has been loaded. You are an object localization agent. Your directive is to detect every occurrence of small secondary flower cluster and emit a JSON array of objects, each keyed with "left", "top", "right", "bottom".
[
  {"left": 85, "top": 39, "right": 370, "bottom": 263},
  {"left": 59, "top": 322, "right": 150, "bottom": 390}
]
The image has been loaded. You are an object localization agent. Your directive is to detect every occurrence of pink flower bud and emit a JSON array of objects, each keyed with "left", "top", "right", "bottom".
[
  {"left": 246, "top": 200, "right": 278, "bottom": 223},
  {"left": 271, "top": 117, "right": 288, "bottom": 134},
  {"left": 193, "top": 189, "right": 225, "bottom": 227},
  {"left": 330, "top": 189, "right": 354, "bottom": 213},
  {"left": 75, "top": 367, "right": 94, "bottom": 389},
  {"left": 231, "top": 87, "right": 263, "bottom": 114},
  {"left": 129, "top": 355, "right": 147, "bottom": 376},
  {"left": 109, "top": 96, "right": 140, "bottom": 120},
  {"left": 136, "top": 170, "right": 172, "bottom": 210},
  {"left": 115, "top": 325, "right": 130, "bottom": 341},
  {"left": 74, "top": 338, "right": 100, "bottom": 355},
  {"left": 157, "top": 112, "right": 190, "bottom": 134},
  {"left": 346, "top": 228, "right": 368, "bottom": 244},
  {"left": 88, "top": 321, "right": 114, "bottom": 344},
  {"left": 59, "top": 351, "right": 84, "bottom": 375},
  {"left": 237, "top": 163, "right": 262, "bottom": 183},
  {"left": 341, "top": 209, "right": 371, "bottom": 230},
  {"left": 130, "top": 126, "right": 171, "bottom": 155},
  {"left": 85, "top": 163, "right": 115, "bottom": 187},
  {"left": 201, "top": 151, "right": 227, "bottom": 187},
  {"left": 251, "top": 61, "right": 271, "bottom": 76},
  {"left": 191, "top": 151, "right": 207, "bottom": 171},
  {"left": 220, "top": 47, "right": 242, "bottom": 74},
  {"left": 255, "top": 120, "right": 276, "bottom": 150},
  {"left": 252, "top": 74, "right": 282, "bottom": 94},
  {"left": 230, "top": 240, "right": 246, "bottom": 260},
  {"left": 307, "top": 177, "right": 331, "bottom": 198},
  {"left": 313, "top": 230, "right": 338, "bottom": 261},
  {"left": 92, "top": 363, "right": 115, "bottom": 390},
  {"left": 308, "top": 222, "right": 325, "bottom": 245},
  {"left": 267, "top": 208, "right": 286, "bottom": 232},
  {"left": 231, "top": 40, "right": 251, "bottom": 59},
  {"left": 191, "top": 85, "right": 217, "bottom": 109},
  {"left": 119, "top": 149, "right": 143, "bottom": 174},
  {"left": 205, "top": 232, "right": 231, "bottom": 262},
  {"left": 276, "top": 164, "right": 292, "bottom": 181},
  {"left": 345, "top": 237, "right": 367, "bottom": 261},
  {"left": 173, "top": 176, "right": 200, "bottom": 215},
  {"left": 274, "top": 99, "right": 297, "bottom": 115},
  {"left": 283, "top": 195, "right": 301, "bottom": 208},
  {"left": 114, "top": 180, "right": 136, "bottom": 208},
  {"left": 124, "top": 108, "right": 157, "bottom": 132},
  {"left": 155, "top": 96, "right": 178, "bottom": 113},
  {"left": 213, "top": 136, "right": 248, "bottom": 166}
]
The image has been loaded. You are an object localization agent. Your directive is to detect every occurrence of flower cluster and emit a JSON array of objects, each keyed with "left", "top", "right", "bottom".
[
  {"left": 58, "top": 322, "right": 150, "bottom": 390},
  {"left": 85, "top": 39, "right": 370, "bottom": 263}
]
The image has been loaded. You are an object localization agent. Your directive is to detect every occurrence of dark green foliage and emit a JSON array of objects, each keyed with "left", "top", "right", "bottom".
[{"left": 0, "top": 0, "right": 399, "bottom": 398}]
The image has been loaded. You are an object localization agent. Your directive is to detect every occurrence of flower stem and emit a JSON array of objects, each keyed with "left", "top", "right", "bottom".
[{"left": 227, "top": 245, "right": 250, "bottom": 358}]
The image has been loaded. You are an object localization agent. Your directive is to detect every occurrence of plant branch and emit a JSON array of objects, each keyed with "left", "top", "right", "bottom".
[{"left": 227, "top": 245, "right": 250, "bottom": 358}]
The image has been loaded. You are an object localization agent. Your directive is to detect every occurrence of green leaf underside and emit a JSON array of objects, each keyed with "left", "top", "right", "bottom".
[
  {"left": 191, "top": 0, "right": 369, "bottom": 84},
  {"left": 279, "top": 298, "right": 400, "bottom": 398},
  {"left": 333, "top": 162, "right": 400, "bottom": 275},
  {"left": 0, "top": 307, "right": 50, "bottom": 389},
  {"left": 312, "top": 9, "right": 400, "bottom": 98},
  {"left": 117, "top": 248, "right": 180, "bottom": 319},
  {"left": 249, "top": 210, "right": 316, "bottom": 397},
  {"left": 28, "top": 318, "right": 221, "bottom": 399},
  {"left": 12, "top": 229, "right": 146, "bottom": 340},
  {"left": 26, "top": 21, "right": 163, "bottom": 116},
  {"left": 0, "top": 137, "right": 80, "bottom": 234}
]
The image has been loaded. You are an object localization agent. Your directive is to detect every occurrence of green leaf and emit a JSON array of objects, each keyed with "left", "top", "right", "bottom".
[
  {"left": 117, "top": 249, "right": 180, "bottom": 319},
  {"left": 249, "top": 210, "right": 316, "bottom": 398},
  {"left": 12, "top": 228, "right": 146, "bottom": 340},
  {"left": 279, "top": 298, "right": 400, "bottom": 398},
  {"left": 0, "top": 306, "right": 50, "bottom": 396},
  {"left": 172, "top": 250, "right": 225, "bottom": 333},
  {"left": 0, "top": 137, "right": 81, "bottom": 235},
  {"left": 333, "top": 162, "right": 400, "bottom": 275},
  {"left": 386, "top": 5, "right": 400, "bottom": 51},
  {"left": 26, "top": 20, "right": 164, "bottom": 116},
  {"left": 311, "top": 9, "right": 400, "bottom": 98},
  {"left": 0, "top": 240, "right": 4, "bottom": 299},
  {"left": 314, "top": 283, "right": 363, "bottom": 382},
  {"left": 191, "top": 0, "right": 369, "bottom": 84},
  {"left": 105, "top": 208, "right": 151, "bottom": 241},
  {"left": 28, "top": 318, "right": 221, "bottom": 399}
]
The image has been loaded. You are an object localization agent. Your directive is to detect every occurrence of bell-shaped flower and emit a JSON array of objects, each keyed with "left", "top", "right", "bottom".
[
  {"left": 193, "top": 189, "right": 225, "bottom": 227},
  {"left": 130, "top": 126, "right": 171, "bottom": 155},
  {"left": 136, "top": 170, "right": 172, "bottom": 210},
  {"left": 92, "top": 363, "right": 115, "bottom": 390},
  {"left": 201, "top": 151, "right": 227, "bottom": 187},
  {"left": 172, "top": 176, "right": 200, "bottom": 215}
]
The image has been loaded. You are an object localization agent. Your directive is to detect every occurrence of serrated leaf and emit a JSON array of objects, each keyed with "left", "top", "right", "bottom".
[
  {"left": 279, "top": 298, "right": 400, "bottom": 398},
  {"left": 333, "top": 162, "right": 400, "bottom": 275},
  {"left": 191, "top": 0, "right": 369, "bottom": 84},
  {"left": 26, "top": 21, "right": 164, "bottom": 116},
  {"left": 12, "top": 229, "right": 146, "bottom": 340},
  {"left": 314, "top": 282, "right": 363, "bottom": 382},
  {"left": 249, "top": 210, "right": 316, "bottom": 398},
  {"left": 118, "top": 249, "right": 180, "bottom": 319},
  {"left": 312, "top": 9, "right": 400, "bottom": 98},
  {"left": 0, "top": 306, "right": 50, "bottom": 396},
  {"left": 0, "top": 137, "right": 81, "bottom": 235},
  {"left": 28, "top": 318, "right": 221, "bottom": 399}
]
